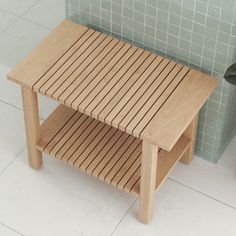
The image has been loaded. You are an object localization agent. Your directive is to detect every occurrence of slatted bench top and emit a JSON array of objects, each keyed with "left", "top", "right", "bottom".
[{"left": 7, "top": 19, "right": 218, "bottom": 151}]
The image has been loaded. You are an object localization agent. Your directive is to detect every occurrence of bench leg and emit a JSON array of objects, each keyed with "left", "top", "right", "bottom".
[
  {"left": 22, "top": 87, "right": 42, "bottom": 170},
  {"left": 180, "top": 113, "right": 199, "bottom": 164},
  {"left": 139, "top": 141, "right": 158, "bottom": 224}
]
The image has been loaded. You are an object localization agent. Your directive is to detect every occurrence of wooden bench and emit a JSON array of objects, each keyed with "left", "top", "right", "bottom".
[{"left": 7, "top": 20, "right": 218, "bottom": 224}]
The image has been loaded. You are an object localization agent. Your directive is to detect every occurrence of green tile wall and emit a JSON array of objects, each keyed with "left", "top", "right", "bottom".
[{"left": 65, "top": 0, "right": 236, "bottom": 163}]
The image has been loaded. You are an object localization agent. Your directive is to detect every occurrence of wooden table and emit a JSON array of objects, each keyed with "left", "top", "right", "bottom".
[{"left": 7, "top": 20, "right": 218, "bottom": 224}]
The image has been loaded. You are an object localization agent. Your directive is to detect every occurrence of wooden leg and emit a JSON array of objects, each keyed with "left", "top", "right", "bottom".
[
  {"left": 139, "top": 141, "right": 158, "bottom": 224},
  {"left": 180, "top": 113, "right": 199, "bottom": 164},
  {"left": 22, "top": 87, "right": 42, "bottom": 170}
]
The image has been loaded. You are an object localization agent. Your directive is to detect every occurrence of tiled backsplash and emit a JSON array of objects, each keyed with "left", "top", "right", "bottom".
[{"left": 65, "top": 0, "right": 236, "bottom": 163}]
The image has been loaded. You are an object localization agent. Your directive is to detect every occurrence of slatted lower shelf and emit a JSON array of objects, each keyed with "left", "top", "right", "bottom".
[{"left": 37, "top": 105, "right": 190, "bottom": 197}]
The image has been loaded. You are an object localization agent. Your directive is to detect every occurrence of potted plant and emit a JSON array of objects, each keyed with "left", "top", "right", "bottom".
[{"left": 224, "top": 64, "right": 236, "bottom": 85}]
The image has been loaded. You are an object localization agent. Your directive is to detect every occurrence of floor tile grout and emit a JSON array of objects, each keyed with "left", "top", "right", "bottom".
[
  {"left": 0, "top": 222, "right": 25, "bottom": 236},
  {"left": 169, "top": 177, "right": 236, "bottom": 211},
  {"left": 19, "top": 16, "right": 52, "bottom": 31},
  {"left": 110, "top": 175, "right": 236, "bottom": 235},
  {"left": 110, "top": 199, "right": 137, "bottom": 236},
  {"left": 0, "top": 99, "right": 23, "bottom": 112},
  {"left": 0, "top": 99, "right": 46, "bottom": 121},
  {"left": 20, "top": 0, "right": 42, "bottom": 17},
  {"left": 0, "top": 7, "right": 20, "bottom": 18},
  {"left": 0, "top": 0, "right": 51, "bottom": 38},
  {"left": 0, "top": 0, "right": 42, "bottom": 34},
  {"left": 0, "top": 147, "right": 26, "bottom": 177},
  {"left": 0, "top": 9, "right": 20, "bottom": 37},
  {"left": 19, "top": 0, "right": 54, "bottom": 31}
]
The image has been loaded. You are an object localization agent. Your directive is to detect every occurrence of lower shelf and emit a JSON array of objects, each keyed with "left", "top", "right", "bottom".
[{"left": 37, "top": 105, "right": 190, "bottom": 197}]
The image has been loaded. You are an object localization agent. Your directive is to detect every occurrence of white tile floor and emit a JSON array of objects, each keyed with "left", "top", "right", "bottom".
[
  {"left": 0, "top": 1, "right": 236, "bottom": 235},
  {"left": 0, "top": 0, "right": 65, "bottom": 67}
]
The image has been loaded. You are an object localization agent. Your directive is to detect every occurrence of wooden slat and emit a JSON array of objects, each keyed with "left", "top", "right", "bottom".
[
  {"left": 112, "top": 58, "right": 169, "bottom": 129},
  {"left": 105, "top": 139, "right": 141, "bottom": 184},
  {"left": 91, "top": 50, "right": 148, "bottom": 119},
  {"left": 37, "top": 105, "right": 191, "bottom": 197},
  {"left": 110, "top": 147, "right": 141, "bottom": 187},
  {"left": 61, "top": 119, "right": 100, "bottom": 162},
  {"left": 123, "top": 166, "right": 141, "bottom": 194},
  {"left": 67, "top": 40, "right": 125, "bottom": 108},
  {"left": 101, "top": 54, "right": 157, "bottom": 124},
  {"left": 141, "top": 70, "right": 218, "bottom": 151},
  {"left": 131, "top": 66, "right": 189, "bottom": 136},
  {"left": 40, "top": 32, "right": 107, "bottom": 96},
  {"left": 76, "top": 44, "right": 132, "bottom": 113},
  {"left": 105, "top": 55, "right": 163, "bottom": 126},
  {"left": 8, "top": 20, "right": 88, "bottom": 88},
  {"left": 87, "top": 49, "right": 144, "bottom": 118},
  {"left": 37, "top": 105, "right": 76, "bottom": 151},
  {"left": 33, "top": 29, "right": 95, "bottom": 92},
  {"left": 43, "top": 112, "right": 82, "bottom": 152},
  {"left": 55, "top": 116, "right": 94, "bottom": 159},
  {"left": 58, "top": 36, "right": 115, "bottom": 103},
  {"left": 101, "top": 138, "right": 140, "bottom": 182},
  {"left": 78, "top": 128, "right": 118, "bottom": 172},
  {"left": 72, "top": 125, "right": 111, "bottom": 168},
  {"left": 84, "top": 46, "right": 139, "bottom": 116},
  {"left": 112, "top": 59, "right": 173, "bottom": 130},
  {"left": 67, "top": 122, "right": 106, "bottom": 165},
  {"left": 93, "top": 133, "right": 132, "bottom": 178},
  {"left": 39, "top": 30, "right": 101, "bottom": 95},
  {"left": 72, "top": 43, "right": 131, "bottom": 111},
  {"left": 117, "top": 156, "right": 141, "bottom": 190},
  {"left": 124, "top": 62, "right": 183, "bottom": 134},
  {"left": 86, "top": 130, "right": 125, "bottom": 175},
  {"left": 48, "top": 114, "right": 88, "bottom": 156}
]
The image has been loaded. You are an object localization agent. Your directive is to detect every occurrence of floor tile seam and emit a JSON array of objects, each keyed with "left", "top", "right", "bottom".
[
  {"left": 0, "top": 98, "right": 46, "bottom": 121},
  {"left": 0, "top": 221, "right": 25, "bottom": 236},
  {"left": 0, "top": 147, "right": 26, "bottom": 177},
  {"left": 0, "top": 99, "right": 23, "bottom": 112},
  {"left": 19, "top": 16, "right": 52, "bottom": 31},
  {"left": 21, "top": 0, "right": 42, "bottom": 17},
  {"left": 0, "top": 10, "right": 20, "bottom": 36},
  {"left": 168, "top": 177, "right": 236, "bottom": 211},
  {"left": 110, "top": 199, "right": 137, "bottom": 236}
]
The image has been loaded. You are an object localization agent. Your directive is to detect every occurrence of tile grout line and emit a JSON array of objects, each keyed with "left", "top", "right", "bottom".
[
  {"left": 0, "top": 99, "right": 46, "bottom": 121},
  {"left": 0, "top": 147, "right": 26, "bottom": 177},
  {"left": 19, "top": 0, "right": 55, "bottom": 31},
  {"left": 169, "top": 177, "right": 236, "bottom": 211},
  {"left": 19, "top": 16, "right": 52, "bottom": 31},
  {"left": 110, "top": 199, "right": 137, "bottom": 236},
  {"left": 0, "top": 99, "right": 23, "bottom": 112},
  {"left": 110, "top": 175, "right": 236, "bottom": 235},
  {"left": 0, "top": 0, "right": 51, "bottom": 37},
  {"left": 0, "top": 10, "right": 20, "bottom": 37},
  {"left": 0, "top": 222, "right": 25, "bottom": 236},
  {"left": 20, "top": 0, "right": 42, "bottom": 17},
  {"left": 0, "top": 0, "right": 42, "bottom": 36},
  {"left": 0, "top": 7, "right": 20, "bottom": 18}
]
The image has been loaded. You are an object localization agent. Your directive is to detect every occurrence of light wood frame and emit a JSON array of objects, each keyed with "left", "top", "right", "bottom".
[
  {"left": 138, "top": 114, "right": 199, "bottom": 224},
  {"left": 7, "top": 20, "right": 217, "bottom": 225},
  {"left": 139, "top": 141, "right": 158, "bottom": 224},
  {"left": 180, "top": 114, "right": 199, "bottom": 164},
  {"left": 22, "top": 87, "right": 42, "bottom": 170}
]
